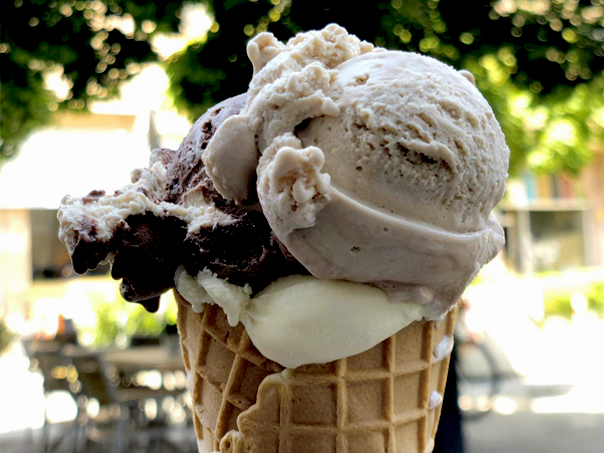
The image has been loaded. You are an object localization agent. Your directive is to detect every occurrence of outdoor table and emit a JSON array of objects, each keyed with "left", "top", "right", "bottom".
[{"left": 102, "top": 344, "right": 185, "bottom": 374}]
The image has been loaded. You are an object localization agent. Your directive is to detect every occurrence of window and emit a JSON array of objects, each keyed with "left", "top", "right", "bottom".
[{"left": 501, "top": 207, "right": 589, "bottom": 273}]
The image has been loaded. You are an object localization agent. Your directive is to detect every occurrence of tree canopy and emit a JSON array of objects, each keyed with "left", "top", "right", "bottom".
[{"left": 2, "top": 0, "right": 603, "bottom": 176}]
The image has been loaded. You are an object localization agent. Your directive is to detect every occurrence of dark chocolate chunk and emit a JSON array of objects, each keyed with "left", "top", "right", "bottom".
[{"left": 111, "top": 214, "right": 187, "bottom": 303}]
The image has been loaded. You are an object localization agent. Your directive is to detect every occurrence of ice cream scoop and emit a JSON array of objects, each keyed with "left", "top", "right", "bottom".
[
  {"left": 203, "top": 24, "right": 509, "bottom": 318},
  {"left": 175, "top": 267, "right": 426, "bottom": 368},
  {"left": 58, "top": 95, "right": 307, "bottom": 311}
]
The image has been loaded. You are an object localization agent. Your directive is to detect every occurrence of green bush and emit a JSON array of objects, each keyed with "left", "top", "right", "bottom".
[
  {"left": 93, "top": 299, "right": 167, "bottom": 347},
  {"left": 587, "top": 283, "right": 604, "bottom": 319},
  {"left": 544, "top": 292, "right": 573, "bottom": 320},
  {"left": 93, "top": 302, "right": 122, "bottom": 347},
  {"left": 544, "top": 281, "right": 604, "bottom": 320},
  {"left": 124, "top": 305, "right": 165, "bottom": 339}
]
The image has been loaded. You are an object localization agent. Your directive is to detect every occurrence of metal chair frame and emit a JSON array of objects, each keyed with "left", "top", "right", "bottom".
[
  {"left": 63, "top": 346, "right": 184, "bottom": 453},
  {"left": 23, "top": 339, "right": 79, "bottom": 453}
]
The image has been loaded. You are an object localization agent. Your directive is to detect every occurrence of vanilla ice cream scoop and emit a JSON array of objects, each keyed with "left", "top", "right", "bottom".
[
  {"left": 175, "top": 268, "right": 426, "bottom": 368},
  {"left": 201, "top": 24, "right": 510, "bottom": 318}
]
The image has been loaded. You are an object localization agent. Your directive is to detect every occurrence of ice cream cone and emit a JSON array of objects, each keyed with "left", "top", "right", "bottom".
[{"left": 175, "top": 290, "right": 458, "bottom": 453}]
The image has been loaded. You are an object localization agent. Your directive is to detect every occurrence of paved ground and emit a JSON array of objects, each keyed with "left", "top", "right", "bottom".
[
  {"left": 465, "top": 411, "right": 604, "bottom": 453},
  {"left": 0, "top": 425, "right": 198, "bottom": 452},
  {"left": 3, "top": 411, "right": 604, "bottom": 453},
  {"left": 458, "top": 279, "right": 604, "bottom": 453}
]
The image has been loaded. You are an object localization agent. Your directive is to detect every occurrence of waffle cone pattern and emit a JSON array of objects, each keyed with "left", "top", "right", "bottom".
[{"left": 175, "top": 290, "right": 458, "bottom": 453}]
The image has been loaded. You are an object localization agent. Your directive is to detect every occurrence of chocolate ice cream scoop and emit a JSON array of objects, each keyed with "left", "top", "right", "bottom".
[{"left": 58, "top": 95, "right": 306, "bottom": 312}]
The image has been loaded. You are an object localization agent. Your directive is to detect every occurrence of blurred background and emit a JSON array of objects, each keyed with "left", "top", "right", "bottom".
[{"left": 0, "top": 1, "right": 603, "bottom": 452}]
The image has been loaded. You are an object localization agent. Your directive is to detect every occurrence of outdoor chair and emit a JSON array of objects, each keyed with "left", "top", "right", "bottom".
[
  {"left": 23, "top": 339, "right": 79, "bottom": 453},
  {"left": 63, "top": 346, "right": 184, "bottom": 453}
]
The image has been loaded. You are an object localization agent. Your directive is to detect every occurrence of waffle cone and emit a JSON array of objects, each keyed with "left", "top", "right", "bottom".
[{"left": 175, "top": 290, "right": 458, "bottom": 453}]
